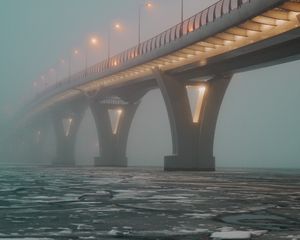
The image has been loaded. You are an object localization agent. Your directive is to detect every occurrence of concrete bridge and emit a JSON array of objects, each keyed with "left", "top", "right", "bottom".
[{"left": 15, "top": 0, "right": 300, "bottom": 170}]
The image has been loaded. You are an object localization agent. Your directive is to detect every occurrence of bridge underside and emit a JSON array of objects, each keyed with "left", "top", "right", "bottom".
[{"left": 172, "top": 29, "right": 300, "bottom": 80}]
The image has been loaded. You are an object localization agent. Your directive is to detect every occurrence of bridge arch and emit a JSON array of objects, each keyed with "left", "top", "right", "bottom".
[
  {"left": 74, "top": 108, "right": 99, "bottom": 166},
  {"left": 215, "top": 61, "right": 300, "bottom": 169},
  {"left": 127, "top": 89, "right": 172, "bottom": 167}
]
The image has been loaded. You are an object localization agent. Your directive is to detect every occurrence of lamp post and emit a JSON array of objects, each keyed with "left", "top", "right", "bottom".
[
  {"left": 180, "top": 0, "right": 184, "bottom": 36},
  {"left": 85, "top": 36, "right": 99, "bottom": 77},
  {"left": 181, "top": 0, "right": 184, "bottom": 24},
  {"left": 107, "top": 23, "right": 122, "bottom": 60},
  {"left": 58, "top": 59, "right": 65, "bottom": 82},
  {"left": 68, "top": 49, "right": 79, "bottom": 81},
  {"left": 138, "top": 1, "right": 153, "bottom": 46}
]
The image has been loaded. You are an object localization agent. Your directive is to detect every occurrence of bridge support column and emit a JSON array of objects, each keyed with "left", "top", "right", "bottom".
[
  {"left": 90, "top": 99, "right": 139, "bottom": 167},
  {"left": 52, "top": 103, "right": 86, "bottom": 166},
  {"left": 154, "top": 69, "right": 232, "bottom": 171}
]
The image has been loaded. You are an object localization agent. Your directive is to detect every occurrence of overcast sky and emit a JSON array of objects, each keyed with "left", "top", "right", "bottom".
[{"left": 0, "top": 0, "right": 300, "bottom": 169}]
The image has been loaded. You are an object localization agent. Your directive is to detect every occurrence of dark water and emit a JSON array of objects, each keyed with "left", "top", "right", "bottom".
[{"left": 0, "top": 166, "right": 299, "bottom": 239}]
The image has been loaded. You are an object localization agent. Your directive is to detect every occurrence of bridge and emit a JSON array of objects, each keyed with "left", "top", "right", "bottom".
[{"left": 15, "top": 0, "right": 300, "bottom": 171}]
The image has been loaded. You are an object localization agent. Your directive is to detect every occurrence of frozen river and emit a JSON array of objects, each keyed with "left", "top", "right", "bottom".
[{"left": 0, "top": 167, "right": 299, "bottom": 239}]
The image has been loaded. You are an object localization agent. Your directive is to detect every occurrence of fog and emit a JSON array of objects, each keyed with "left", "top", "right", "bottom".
[{"left": 0, "top": 0, "right": 299, "bottom": 169}]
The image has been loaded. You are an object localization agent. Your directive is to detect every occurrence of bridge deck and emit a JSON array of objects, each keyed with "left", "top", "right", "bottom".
[{"left": 26, "top": 0, "right": 300, "bottom": 118}]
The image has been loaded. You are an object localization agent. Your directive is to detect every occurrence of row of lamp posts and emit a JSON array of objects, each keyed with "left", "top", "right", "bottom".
[{"left": 33, "top": 0, "right": 185, "bottom": 95}]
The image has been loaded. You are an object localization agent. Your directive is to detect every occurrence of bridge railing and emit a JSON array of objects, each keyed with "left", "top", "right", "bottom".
[
  {"left": 89, "top": 0, "right": 251, "bottom": 72},
  {"left": 36, "top": 0, "right": 251, "bottom": 99}
]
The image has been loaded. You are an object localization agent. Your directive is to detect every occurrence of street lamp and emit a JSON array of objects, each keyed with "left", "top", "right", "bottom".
[
  {"left": 138, "top": 1, "right": 153, "bottom": 46},
  {"left": 58, "top": 59, "right": 66, "bottom": 81},
  {"left": 180, "top": 0, "right": 185, "bottom": 36},
  {"left": 107, "top": 23, "right": 122, "bottom": 59},
  {"left": 84, "top": 36, "right": 100, "bottom": 76},
  {"left": 181, "top": 0, "right": 184, "bottom": 24},
  {"left": 68, "top": 49, "right": 79, "bottom": 81}
]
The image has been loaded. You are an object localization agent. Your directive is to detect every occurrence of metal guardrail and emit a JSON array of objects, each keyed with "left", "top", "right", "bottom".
[{"left": 37, "top": 0, "right": 251, "bottom": 98}]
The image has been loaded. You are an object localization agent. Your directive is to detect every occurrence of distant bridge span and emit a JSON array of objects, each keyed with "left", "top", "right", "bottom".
[{"left": 18, "top": 0, "right": 300, "bottom": 170}]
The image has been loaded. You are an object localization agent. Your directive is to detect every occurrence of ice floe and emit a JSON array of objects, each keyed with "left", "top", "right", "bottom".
[
  {"left": 211, "top": 231, "right": 251, "bottom": 239},
  {"left": 211, "top": 229, "right": 268, "bottom": 239}
]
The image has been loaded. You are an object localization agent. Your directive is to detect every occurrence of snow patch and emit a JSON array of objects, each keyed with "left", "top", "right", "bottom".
[
  {"left": 184, "top": 213, "right": 214, "bottom": 219},
  {"left": 211, "top": 231, "right": 251, "bottom": 239}
]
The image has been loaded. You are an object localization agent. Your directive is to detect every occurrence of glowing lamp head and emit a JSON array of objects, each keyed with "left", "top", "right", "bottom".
[
  {"left": 90, "top": 37, "right": 99, "bottom": 45},
  {"left": 117, "top": 109, "right": 123, "bottom": 115},
  {"left": 114, "top": 23, "right": 122, "bottom": 30},
  {"left": 145, "top": 2, "right": 153, "bottom": 8},
  {"left": 74, "top": 49, "right": 79, "bottom": 55}
]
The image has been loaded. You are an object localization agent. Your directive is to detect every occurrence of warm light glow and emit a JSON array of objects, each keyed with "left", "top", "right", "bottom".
[
  {"left": 74, "top": 49, "right": 79, "bottom": 55},
  {"left": 90, "top": 37, "right": 99, "bottom": 45},
  {"left": 198, "top": 86, "right": 206, "bottom": 93},
  {"left": 193, "top": 86, "right": 206, "bottom": 123},
  {"left": 114, "top": 109, "right": 123, "bottom": 134},
  {"left": 235, "top": 35, "right": 245, "bottom": 41},
  {"left": 114, "top": 23, "right": 122, "bottom": 31},
  {"left": 113, "top": 60, "right": 118, "bottom": 66},
  {"left": 186, "top": 85, "right": 206, "bottom": 123},
  {"left": 108, "top": 109, "right": 123, "bottom": 135},
  {"left": 224, "top": 40, "right": 232, "bottom": 46},
  {"left": 199, "top": 59, "right": 207, "bottom": 66},
  {"left": 276, "top": 19, "right": 288, "bottom": 26},
  {"left": 145, "top": 2, "right": 153, "bottom": 8}
]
